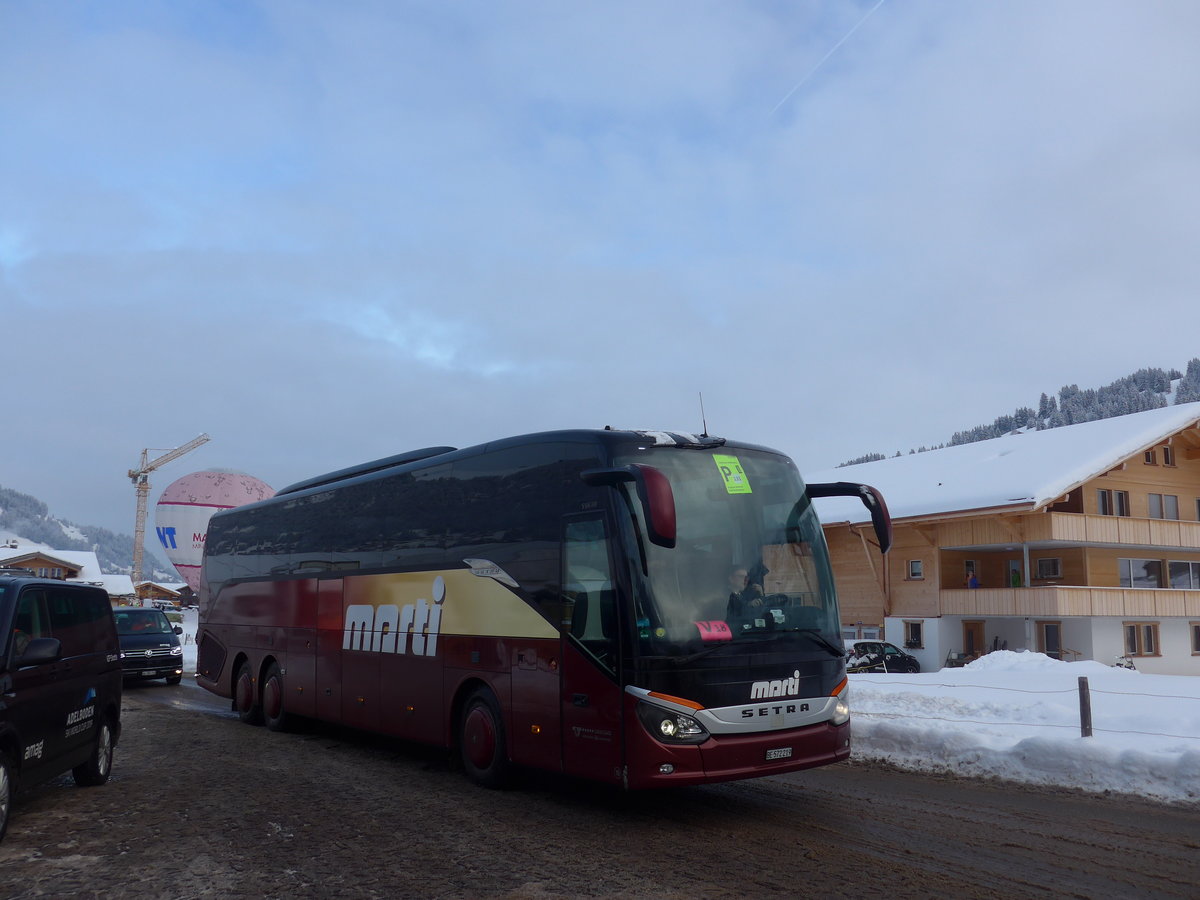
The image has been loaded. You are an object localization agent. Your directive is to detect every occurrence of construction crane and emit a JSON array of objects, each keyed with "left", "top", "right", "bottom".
[{"left": 129, "top": 433, "right": 210, "bottom": 598}]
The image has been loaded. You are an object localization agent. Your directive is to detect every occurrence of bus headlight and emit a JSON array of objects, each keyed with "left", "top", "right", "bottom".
[
  {"left": 636, "top": 702, "right": 709, "bottom": 744},
  {"left": 830, "top": 686, "right": 850, "bottom": 726}
]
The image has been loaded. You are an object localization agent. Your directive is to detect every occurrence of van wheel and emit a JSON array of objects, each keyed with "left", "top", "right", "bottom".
[
  {"left": 72, "top": 717, "right": 115, "bottom": 787},
  {"left": 459, "top": 687, "right": 511, "bottom": 789},
  {"left": 165, "top": 674, "right": 182, "bottom": 685},
  {"left": 235, "top": 662, "right": 263, "bottom": 725},
  {"left": 0, "top": 753, "right": 13, "bottom": 842},
  {"left": 262, "top": 662, "right": 292, "bottom": 733}
]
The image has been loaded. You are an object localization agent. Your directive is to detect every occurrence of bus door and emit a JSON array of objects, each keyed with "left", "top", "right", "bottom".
[
  {"left": 560, "top": 515, "right": 624, "bottom": 784},
  {"left": 315, "top": 577, "right": 344, "bottom": 722}
]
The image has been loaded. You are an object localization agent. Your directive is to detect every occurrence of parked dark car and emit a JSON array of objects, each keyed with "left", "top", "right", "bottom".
[
  {"left": 0, "top": 575, "right": 123, "bottom": 842},
  {"left": 114, "top": 608, "right": 184, "bottom": 685},
  {"left": 845, "top": 639, "right": 921, "bottom": 674}
]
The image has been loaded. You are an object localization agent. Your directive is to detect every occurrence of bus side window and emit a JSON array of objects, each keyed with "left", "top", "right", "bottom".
[{"left": 564, "top": 516, "right": 616, "bottom": 672}]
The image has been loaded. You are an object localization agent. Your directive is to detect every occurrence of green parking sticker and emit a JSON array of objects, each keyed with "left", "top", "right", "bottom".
[{"left": 714, "top": 454, "right": 752, "bottom": 494}]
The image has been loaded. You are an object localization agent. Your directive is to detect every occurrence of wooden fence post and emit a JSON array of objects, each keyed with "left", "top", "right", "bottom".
[{"left": 1078, "top": 676, "right": 1093, "bottom": 738}]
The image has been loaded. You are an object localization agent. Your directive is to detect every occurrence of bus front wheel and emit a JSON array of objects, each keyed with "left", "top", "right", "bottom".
[
  {"left": 235, "top": 661, "right": 263, "bottom": 726},
  {"left": 459, "top": 687, "right": 511, "bottom": 789}
]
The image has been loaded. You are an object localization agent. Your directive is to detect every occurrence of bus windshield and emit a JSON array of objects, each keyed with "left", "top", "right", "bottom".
[{"left": 614, "top": 446, "right": 840, "bottom": 654}]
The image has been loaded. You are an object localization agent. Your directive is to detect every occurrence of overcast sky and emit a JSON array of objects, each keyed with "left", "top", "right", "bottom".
[{"left": 4, "top": 0, "right": 1200, "bottom": 537}]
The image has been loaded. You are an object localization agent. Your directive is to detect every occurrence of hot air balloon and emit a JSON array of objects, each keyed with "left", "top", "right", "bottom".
[{"left": 153, "top": 471, "right": 274, "bottom": 592}]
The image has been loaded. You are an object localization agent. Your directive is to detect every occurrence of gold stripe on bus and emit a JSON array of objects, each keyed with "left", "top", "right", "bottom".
[{"left": 345, "top": 569, "right": 558, "bottom": 640}]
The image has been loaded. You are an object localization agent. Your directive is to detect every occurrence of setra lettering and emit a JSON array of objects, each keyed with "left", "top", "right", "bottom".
[
  {"left": 741, "top": 703, "right": 806, "bottom": 718},
  {"left": 343, "top": 576, "right": 445, "bottom": 658}
]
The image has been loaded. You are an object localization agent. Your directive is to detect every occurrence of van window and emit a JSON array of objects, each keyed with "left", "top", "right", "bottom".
[
  {"left": 11, "top": 589, "right": 50, "bottom": 659},
  {"left": 12, "top": 587, "right": 110, "bottom": 660}
]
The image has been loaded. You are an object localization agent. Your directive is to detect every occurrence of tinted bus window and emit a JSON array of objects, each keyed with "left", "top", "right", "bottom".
[{"left": 446, "top": 442, "right": 602, "bottom": 616}]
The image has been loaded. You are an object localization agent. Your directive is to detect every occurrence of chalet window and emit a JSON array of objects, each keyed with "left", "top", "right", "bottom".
[
  {"left": 904, "top": 620, "right": 923, "bottom": 649},
  {"left": 1144, "top": 449, "right": 1157, "bottom": 465},
  {"left": 842, "top": 624, "right": 882, "bottom": 641},
  {"left": 1097, "top": 490, "right": 1129, "bottom": 516},
  {"left": 1036, "top": 558, "right": 1062, "bottom": 579},
  {"left": 1149, "top": 494, "right": 1179, "bottom": 520},
  {"left": 907, "top": 560, "right": 924, "bottom": 580},
  {"left": 1163, "top": 446, "right": 1176, "bottom": 466},
  {"left": 1124, "top": 621, "right": 1160, "bottom": 657},
  {"left": 1168, "top": 561, "right": 1200, "bottom": 589},
  {"left": 1037, "top": 620, "right": 1063, "bottom": 659},
  {"left": 1119, "top": 558, "right": 1163, "bottom": 588},
  {"left": 1192, "top": 623, "right": 1200, "bottom": 654}
]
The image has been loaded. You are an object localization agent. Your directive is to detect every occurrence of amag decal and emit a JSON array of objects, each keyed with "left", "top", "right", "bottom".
[{"left": 344, "top": 575, "right": 445, "bottom": 657}]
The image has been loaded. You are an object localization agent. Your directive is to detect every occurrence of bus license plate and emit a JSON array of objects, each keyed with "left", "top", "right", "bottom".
[{"left": 766, "top": 747, "right": 793, "bottom": 761}]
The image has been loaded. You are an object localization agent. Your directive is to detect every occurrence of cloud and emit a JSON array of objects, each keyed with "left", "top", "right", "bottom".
[{"left": 3, "top": 1, "right": 1199, "bottom": 532}]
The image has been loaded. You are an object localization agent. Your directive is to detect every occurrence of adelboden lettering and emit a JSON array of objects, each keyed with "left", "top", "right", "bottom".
[{"left": 343, "top": 576, "right": 446, "bottom": 658}]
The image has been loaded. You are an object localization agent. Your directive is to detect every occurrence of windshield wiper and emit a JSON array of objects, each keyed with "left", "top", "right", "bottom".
[{"left": 797, "top": 629, "right": 847, "bottom": 658}]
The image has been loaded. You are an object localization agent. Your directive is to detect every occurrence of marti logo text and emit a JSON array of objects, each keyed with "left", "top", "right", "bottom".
[{"left": 344, "top": 576, "right": 446, "bottom": 658}]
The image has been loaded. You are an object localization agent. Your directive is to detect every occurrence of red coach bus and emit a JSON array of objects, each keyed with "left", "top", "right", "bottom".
[{"left": 196, "top": 429, "right": 889, "bottom": 789}]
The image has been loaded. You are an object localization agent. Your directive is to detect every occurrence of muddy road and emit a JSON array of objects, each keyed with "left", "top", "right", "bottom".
[{"left": 1, "top": 683, "right": 1197, "bottom": 899}]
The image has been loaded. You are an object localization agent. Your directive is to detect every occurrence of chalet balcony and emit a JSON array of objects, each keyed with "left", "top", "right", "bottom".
[
  {"left": 941, "top": 586, "right": 1200, "bottom": 618},
  {"left": 1041, "top": 512, "right": 1200, "bottom": 549},
  {"left": 940, "top": 512, "right": 1200, "bottom": 551}
]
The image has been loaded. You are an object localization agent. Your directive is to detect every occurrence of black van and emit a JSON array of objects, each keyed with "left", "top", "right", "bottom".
[
  {"left": 0, "top": 574, "right": 123, "bottom": 842},
  {"left": 114, "top": 607, "right": 185, "bottom": 684}
]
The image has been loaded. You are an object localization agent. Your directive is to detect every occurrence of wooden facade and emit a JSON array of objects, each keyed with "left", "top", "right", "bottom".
[
  {"left": 824, "top": 418, "right": 1200, "bottom": 674},
  {"left": 0, "top": 551, "right": 84, "bottom": 580}
]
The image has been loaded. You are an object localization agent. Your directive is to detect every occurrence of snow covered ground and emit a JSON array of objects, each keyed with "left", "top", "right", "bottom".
[
  {"left": 172, "top": 609, "right": 1199, "bottom": 805},
  {"left": 849, "top": 651, "right": 1200, "bottom": 805}
]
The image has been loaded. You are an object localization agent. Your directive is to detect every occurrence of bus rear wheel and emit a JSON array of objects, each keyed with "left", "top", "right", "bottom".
[
  {"left": 235, "top": 661, "right": 263, "bottom": 726},
  {"left": 459, "top": 687, "right": 511, "bottom": 789},
  {"left": 262, "top": 662, "right": 292, "bottom": 733}
]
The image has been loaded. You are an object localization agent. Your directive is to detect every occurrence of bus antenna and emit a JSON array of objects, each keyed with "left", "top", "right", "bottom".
[{"left": 699, "top": 392, "right": 709, "bottom": 437}]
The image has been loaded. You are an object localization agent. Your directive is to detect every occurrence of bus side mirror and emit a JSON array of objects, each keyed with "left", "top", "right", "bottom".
[
  {"left": 807, "top": 481, "right": 892, "bottom": 554},
  {"left": 581, "top": 464, "right": 677, "bottom": 549}
]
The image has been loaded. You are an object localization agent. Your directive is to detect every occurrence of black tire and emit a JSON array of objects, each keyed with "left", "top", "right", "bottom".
[
  {"left": 0, "top": 753, "right": 13, "bottom": 843},
  {"left": 261, "top": 662, "right": 292, "bottom": 733},
  {"left": 234, "top": 661, "right": 263, "bottom": 726},
  {"left": 459, "top": 687, "right": 511, "bottom": 788},
  {"left": 72, "top": 717, "right": 115, "bottom": 787},
  {"left": 165, "top": 673, "right": 182, "bottom": 685},
  {"left": 905, "top": 660, "right": 921, "bottom": 674}
]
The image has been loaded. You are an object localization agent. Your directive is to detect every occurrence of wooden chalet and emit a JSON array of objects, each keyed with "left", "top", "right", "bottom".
[
  {"left": 0, "top": 549, "right": 84, "bottom": 580},
  {"left": 810, "top": 402, "right": 1200, "bottom": 675}
]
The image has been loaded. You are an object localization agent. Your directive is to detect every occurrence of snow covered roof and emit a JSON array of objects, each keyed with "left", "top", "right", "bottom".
[
  {"left": 0, "top": 546, "right": 103, "bottom": 578},
  {"left": 0, "top": 539, "right": 132, "bottom": 595},
  {"left": 81, "top": 573, "right": 135, "bottom": 596},
  {"left": 807, "top": 401, "right": 1200, "bottom": 525}
]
